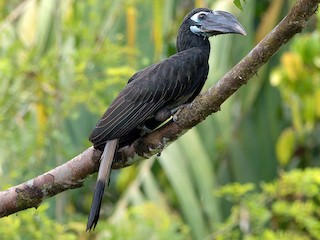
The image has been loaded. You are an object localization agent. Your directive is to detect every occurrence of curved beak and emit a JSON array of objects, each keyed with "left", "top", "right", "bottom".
[{"left": 201, "top": 11, "right": 246, "bottom": 36}]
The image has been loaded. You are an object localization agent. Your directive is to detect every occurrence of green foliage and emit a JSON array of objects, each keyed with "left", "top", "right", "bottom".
[
  {"left": 215, "top": 183, "right": 255, "bottom": 202},
  {"left": 0, "top": 204, "right": 82, "bottom": 240},
  {"left": 271, "top": 22, "right": 320, "bottom": 168},
  {"left": 0, "top": 0, "right": 137, "bottom": 186},
  {"left": 1, "top": 1, "right": 320, "bottom": 239},
  {"left": 233, "top": 0, "right": 246, "bottom": 10},
  {"left": 276, "top": 127, "right": 296, "bottom": 166},
  {"left": 92, "top": 202, "right": 189, "bottom": 240},
  {"left": 214, "top": 168, "right": 320, "bottom": 240}
]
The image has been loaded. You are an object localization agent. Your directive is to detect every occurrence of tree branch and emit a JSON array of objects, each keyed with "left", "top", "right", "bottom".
[{"left": 0, "top": 0, "right": 319, "bottom": 218}]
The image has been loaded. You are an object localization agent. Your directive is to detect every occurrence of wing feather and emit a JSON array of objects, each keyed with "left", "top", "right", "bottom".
[{"left": 90, "top": 47, "right": 209, "bottom": 147}]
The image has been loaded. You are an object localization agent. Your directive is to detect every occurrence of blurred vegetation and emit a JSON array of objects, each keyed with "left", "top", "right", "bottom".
[
  {"left": 0, "top": 0, "right": 320, "bottom": 239},
  {"left": 271, "top": 29, "right": 320, "bottom": 169},
  {"left": 214, "top": 168, "right": 320, "bottom": 239}
]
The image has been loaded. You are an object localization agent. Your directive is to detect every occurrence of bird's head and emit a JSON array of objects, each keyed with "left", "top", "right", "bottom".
[
  {"left": 177, "top": 8, "right": 246, "bottom": 52},
  {"left": 185, "top": 8, "right": 246, "bottom": 38}
]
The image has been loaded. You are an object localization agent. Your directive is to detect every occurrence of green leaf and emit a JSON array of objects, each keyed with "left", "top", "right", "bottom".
[
  {"left": 276, "top": 128, "right": 296, "bottom": 166},
  {"left": 233, "top": 0, "right": 245, "bottom": 10}
]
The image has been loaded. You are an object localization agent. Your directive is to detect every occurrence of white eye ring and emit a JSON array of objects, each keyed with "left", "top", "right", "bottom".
[
  {"left": 198, "top": 13, "right": 207, "bottom": 21},
  {"left": 190, "top": 11, "right": 208, "bottom": 23}
]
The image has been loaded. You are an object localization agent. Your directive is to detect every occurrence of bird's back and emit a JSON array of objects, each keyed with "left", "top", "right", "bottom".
[{"left": 89, "top": 47, "right": 210, "bottom": 150}]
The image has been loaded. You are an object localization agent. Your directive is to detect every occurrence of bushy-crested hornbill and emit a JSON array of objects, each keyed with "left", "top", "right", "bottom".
[{"left": 87, "top": 8, "right": 246, "bottom": 230}]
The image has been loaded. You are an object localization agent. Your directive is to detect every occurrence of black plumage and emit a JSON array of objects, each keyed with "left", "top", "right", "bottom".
[
  {"left": 90, "top": 47, "right": 210, "bottom": 150},
  {"left": 87, "top": 8, "right": 246, "bottom": 231}
]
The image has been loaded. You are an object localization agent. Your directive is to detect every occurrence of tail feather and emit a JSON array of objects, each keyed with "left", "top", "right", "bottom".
[
  {"left": 86, "top": 139, "right": 118, "bottom": 231},
  {"left": 86, "top": 180, "right": 105, "bottom": 230}
]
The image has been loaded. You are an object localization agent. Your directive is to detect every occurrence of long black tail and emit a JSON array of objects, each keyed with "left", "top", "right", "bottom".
[{"left": 86, "top": 139, "right": 119, "bottom": 231}]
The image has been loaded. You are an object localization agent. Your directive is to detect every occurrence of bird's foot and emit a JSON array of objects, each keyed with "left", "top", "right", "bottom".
[
  {"left": 172, "top": 104, "right": 190, "bottom": 122},
  {"left": 171, "top": 104, "right": 189, "bottom": 115}
]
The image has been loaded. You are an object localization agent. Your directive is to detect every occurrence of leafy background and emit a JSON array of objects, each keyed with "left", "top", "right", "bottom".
[{"left": 1, "top": 0, "right": 320, "bottom": 239}]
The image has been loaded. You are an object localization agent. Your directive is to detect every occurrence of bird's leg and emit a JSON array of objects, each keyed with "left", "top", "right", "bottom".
[
  {"left": 154, "top": 108, "right": 172, "bottom": 122},
  {"left": 137, "top": 124, "right": 153, "bottom": 135},
  {"left": 137, "top": 107, "right": 176, "bottom": 136},
  {"left": 172, "top": 104, "right": 190, "bottom": 122},
  {"left": 170, "top": 103, "right": 189, "bottom": 115},
  {"left": 154, "top": 104, "right": 188, "bottom": 121},
  {"left": 154, "top": 104, "right": 190, "bottom": 123}
]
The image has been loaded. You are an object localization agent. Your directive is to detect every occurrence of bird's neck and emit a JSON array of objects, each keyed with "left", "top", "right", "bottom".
[{"left": 176, "top": 28, "right": 211, "bottom": 53}]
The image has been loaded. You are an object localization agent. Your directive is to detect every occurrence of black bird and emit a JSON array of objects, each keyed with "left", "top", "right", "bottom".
[{"left": 87, "top": 8, "right": 246, "bottom": 230}]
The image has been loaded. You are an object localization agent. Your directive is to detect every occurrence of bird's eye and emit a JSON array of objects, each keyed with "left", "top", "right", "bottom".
[{"left": 198, "top": 13, "right": 207, "bottom": 21}]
